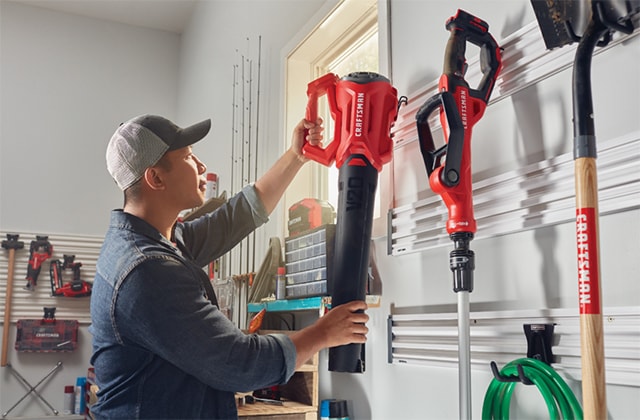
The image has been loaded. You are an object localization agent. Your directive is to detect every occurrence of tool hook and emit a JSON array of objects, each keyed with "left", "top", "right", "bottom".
[{"left": 489, "top": 361, "right": 533, "bottom": 386}]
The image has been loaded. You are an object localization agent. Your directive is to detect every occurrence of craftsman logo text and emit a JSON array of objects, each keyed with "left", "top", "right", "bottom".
[
  {"left": 576, "top": 208, "right": 600, "bottom": 315},
  {"left": 355, "top": 93, "right": 365, "bottom": 137},
  {"left": 460, "top": 89, "right": 468, "bottom": 129}
]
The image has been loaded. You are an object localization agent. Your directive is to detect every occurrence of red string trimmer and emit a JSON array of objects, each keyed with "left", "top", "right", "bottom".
[{"left": 415, "top": 10, "right": 502, "bottom": 419}]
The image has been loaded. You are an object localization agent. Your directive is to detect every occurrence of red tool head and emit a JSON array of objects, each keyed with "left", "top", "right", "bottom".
[
  {"left": 416, "top": 9, "right": 502, "bottom": 235},
  {"left": 303, "top": 72, "right": 398, "bottom": 171}
]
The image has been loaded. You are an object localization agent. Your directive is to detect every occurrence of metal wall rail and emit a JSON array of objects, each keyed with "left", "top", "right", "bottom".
[
  {"left": 388, "top": 132, "right": 640, "bottom": 255},
  {"left": 387, "top": 306, "right": 640, "bottom": 387}
]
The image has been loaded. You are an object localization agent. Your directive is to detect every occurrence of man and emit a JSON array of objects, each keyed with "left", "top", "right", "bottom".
[{"left": 89, "top": 114, "right": 368, "bottom": 419}]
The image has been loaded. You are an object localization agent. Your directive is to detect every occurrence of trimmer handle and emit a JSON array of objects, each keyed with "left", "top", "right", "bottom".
[
  {"left": 303, "top": 73, "right": 340, "bottom": 166},
  {"left": 416, "top": 91, "right": 464, "bottom": 186},
  {"left": 443, "top": 9, "right": 502, "bottom": 103}
]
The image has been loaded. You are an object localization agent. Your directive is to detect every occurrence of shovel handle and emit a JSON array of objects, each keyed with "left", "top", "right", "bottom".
[{"left": 575, "top": 157, "right": 606, "bottom": 418}]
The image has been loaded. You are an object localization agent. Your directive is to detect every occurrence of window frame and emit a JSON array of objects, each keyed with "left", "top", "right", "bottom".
[{"left": 282, "top": 0, "right": 392, "bottom": 239}]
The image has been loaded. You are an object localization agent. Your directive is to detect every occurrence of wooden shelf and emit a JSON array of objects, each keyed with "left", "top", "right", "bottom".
[
  {"left": 237, "top": 400, "right": 316, "bottom": 419},
  {"left": 238, "top": 331, "right": 318, "bottom": 418}
]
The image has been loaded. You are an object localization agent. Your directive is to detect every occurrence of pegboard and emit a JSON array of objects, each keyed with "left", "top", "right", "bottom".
[{"left": 0, "top": 231, "right": 102, "bottom": 324}]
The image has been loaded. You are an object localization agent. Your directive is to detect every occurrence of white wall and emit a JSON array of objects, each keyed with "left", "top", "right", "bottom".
[
  {"left": 0, "top": 1, "right": 182, "bottom": 237},
  {"left": 176, "top": 0, "right": 327, "bottom": 249},
  {"left": 328, "top": 1, "right": 640, "bottom": 419},
  {"left": 1, "top": 0, "right": 639, "bottom": 419},
  {"left": 0, "top": 1, "right": 182, "bottom": 416}
]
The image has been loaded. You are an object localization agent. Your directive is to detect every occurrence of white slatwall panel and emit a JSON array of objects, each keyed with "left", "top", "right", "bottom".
[
  {"left": 388, "top": 306, "right": 640, "bottom": 387},
  {"left": 0, "top": 231, "right": 103, "bottom": 324},
  {"left": 389, "top": 132, "right": 640, "bottom": 255},
  {"left": 388, "top": 22, "right": 640, "bottom": 256}
]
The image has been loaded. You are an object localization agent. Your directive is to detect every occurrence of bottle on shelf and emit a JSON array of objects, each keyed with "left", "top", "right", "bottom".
[{"left": 275, "top": 266, "right": 286, "bottom": 300}]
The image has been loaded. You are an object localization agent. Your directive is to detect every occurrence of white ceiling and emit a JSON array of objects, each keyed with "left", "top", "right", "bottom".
[{"left": 9, "top": 0, "right": 198, "bottom": 34}]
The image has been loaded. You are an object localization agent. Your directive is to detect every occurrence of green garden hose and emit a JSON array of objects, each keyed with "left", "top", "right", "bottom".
[{"left": 482, "top": 358, "right": 583, "bottom": 420}]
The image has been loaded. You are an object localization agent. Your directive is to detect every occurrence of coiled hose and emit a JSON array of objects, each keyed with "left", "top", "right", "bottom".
[{"left": 482, "top": 358, "right": 583, "bottom": 420}]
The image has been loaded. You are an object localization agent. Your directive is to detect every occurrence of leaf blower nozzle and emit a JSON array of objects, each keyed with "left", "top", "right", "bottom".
[{"left": 303, "top": 71, "right": 399, "bottom": 373}]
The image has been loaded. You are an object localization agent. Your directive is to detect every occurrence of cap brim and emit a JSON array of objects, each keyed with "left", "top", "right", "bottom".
[{"left": 169, "top": 118, "right": 211, "bottom": 150}]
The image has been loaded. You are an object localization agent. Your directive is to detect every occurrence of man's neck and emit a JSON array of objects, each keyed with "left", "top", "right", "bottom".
[{"left": 123, "top": 202, "right": 177, "bottom": 241}]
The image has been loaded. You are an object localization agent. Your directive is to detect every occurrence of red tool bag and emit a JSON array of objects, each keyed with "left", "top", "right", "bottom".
[{"left": 15, "top": 307, "right": 78, "bottom": 352}]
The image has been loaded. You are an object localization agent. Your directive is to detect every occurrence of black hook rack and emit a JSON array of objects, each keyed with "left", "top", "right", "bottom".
[
  {"left": 397, "top": 95, "right": 408, "bottom": 113},
  {"left": 490, "top": 361, "right": 534, "bottom": 385},
  {"left": 524, "top": 323, "right": 556, "bottom": 364},
  {"left": 489, "top": 322, "right": 557, "bottom": 385}
]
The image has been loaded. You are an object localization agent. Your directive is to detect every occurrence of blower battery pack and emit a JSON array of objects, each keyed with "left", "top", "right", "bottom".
[{"left": 288, "top": 198, "right": 335, "bottom": 237}]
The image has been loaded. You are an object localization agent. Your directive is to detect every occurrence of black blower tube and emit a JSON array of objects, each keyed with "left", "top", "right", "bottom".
[{"left": 329, "top": 154, "right": 378, "bottom": 373}]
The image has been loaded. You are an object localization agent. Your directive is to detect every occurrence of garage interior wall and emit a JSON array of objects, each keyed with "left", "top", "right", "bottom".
[{"left": 1, "top": 0, "right": 639, "bottom": 419}]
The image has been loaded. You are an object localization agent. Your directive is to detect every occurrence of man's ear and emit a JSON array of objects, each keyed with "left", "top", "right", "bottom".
[{"left": 143, "top": 166, "right": 165, "bottom": 190}]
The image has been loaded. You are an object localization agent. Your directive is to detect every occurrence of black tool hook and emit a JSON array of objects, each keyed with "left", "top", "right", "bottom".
[
  {"left": 490, "top": 361, "right": 534, "bottom": 385},
  {"left": 397, "top": 95, "right": 408, "bottom": 113}
]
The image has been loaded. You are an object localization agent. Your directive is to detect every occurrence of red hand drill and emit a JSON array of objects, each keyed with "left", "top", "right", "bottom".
[{"left": 50, "top": 254, "right": 92, "bottom": 297}]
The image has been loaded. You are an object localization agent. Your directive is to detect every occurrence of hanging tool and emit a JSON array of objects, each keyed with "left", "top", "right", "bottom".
[
  {"left": 530, "top": 1, "right": 639, "bottom": 418},
  {"left": 304, "top": 71, "right": 399, "bottom": 372},
  {"left": 2, "top": 234, "right": 24, "bottom": 367},
  {"left": 49, "top": 254, "right": 92, "bottom": 297},
  {"left": 23, "top": 235, "right": 53, "bottom": 292},
  {"left": 415, "top": 9, "right": 502, "bottom": 419}
]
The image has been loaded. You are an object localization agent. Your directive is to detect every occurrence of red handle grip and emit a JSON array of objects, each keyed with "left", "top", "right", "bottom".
[{"left": 302, "top": 73, "right": 340, "bottom": 167}]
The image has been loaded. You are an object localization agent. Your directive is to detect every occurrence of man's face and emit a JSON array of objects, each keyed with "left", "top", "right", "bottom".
[{"left": 157, "top": 146, "right": 207, "bottom": 210}]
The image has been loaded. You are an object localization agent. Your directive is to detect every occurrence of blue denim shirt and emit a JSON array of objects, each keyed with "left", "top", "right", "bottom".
[{"left": 89, "top": 186, "right": 296, "bottom": 419}]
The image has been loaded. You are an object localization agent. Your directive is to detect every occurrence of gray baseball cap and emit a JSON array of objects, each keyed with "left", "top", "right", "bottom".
[{"left": 106, "top": 114, "right": 211, "bottom": 190}]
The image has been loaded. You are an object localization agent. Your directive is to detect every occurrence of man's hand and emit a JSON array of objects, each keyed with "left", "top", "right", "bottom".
[
  {"left": 314, "top": 300, "right": 368, "bottom": 347},
  {"left": 290, "top": 118, "right": 324, "bottom": 163},
  {"left": 289, "top": 300, "right": 368, "bottom": 369}
]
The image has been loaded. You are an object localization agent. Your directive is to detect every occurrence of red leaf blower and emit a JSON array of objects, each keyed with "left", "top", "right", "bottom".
[
  {"left": 304, "top": 72, "right": 399, "bottom": 372},
  {"left": 415, "top": 10, "right": 502, "bottom": 417}
]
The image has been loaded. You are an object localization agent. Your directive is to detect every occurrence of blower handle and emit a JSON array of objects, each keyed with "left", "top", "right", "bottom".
[
  {"left": 443, "top": 9, "right": 502, "bottom": 103},
  {"left": 302, "top": 73, "right": 340, "bottom": 166}
]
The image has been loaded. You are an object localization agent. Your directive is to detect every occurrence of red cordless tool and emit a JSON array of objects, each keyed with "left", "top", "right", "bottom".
[
  {"left": 24, "top": 236, "right": 53, "bottom": 292},
  {"left": 304, "top": 71, "right": 399, "bottom": 372},
  {"left": 415, "top": 9, "right": 502, "bottom": 418},
  {"left": 50, "top": 254, "right": 92, "bottom": 297}
]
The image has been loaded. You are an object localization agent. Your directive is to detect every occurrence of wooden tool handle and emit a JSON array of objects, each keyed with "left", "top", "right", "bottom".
[
  {"left": 575, "top": 157, "right": 606, "bottom": 419},
  {"left": 1, "top": 249, "right": 16, "bottom": 367}
]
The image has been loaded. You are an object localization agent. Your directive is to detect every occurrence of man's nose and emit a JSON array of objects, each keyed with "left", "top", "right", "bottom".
[{"left": 194, "top": 156, "right": 207, "bottom": 174}]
